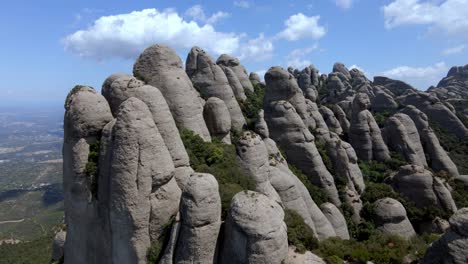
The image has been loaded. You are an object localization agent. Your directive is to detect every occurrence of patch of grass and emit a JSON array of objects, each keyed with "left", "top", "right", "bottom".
[
  {"left": 284, "top": 209, "right": 319, "bottom": 253},
  {"left": 180, "top": 129, "right": 255, "bottom": 219}
]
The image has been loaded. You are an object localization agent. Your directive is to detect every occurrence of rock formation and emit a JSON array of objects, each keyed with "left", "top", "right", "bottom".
[
  {"left": 221, "top": 191, "right": 288, "bottom": 264},
  {"left": 203, "top": 97, "right": 232, "bottom": 144},
  {"left": 401, "top": 105, "right": 460, "bottom": 177},
  {"left": 390, "top": 165, "right": 457, "bottom": 213},
  {"left": 320, "top": 203, "right": 350, "bottom": 239},
  {"left": 101, "top": 74, "right": 192, "bottom": 186},
  {"left": 63, "top": 86, "right": 113, "bottom": 264},
  {"left": 423, "top": 208, "right": 468, "bottom": 264},
  {"left": 350, "top": 93, "right": 390, "bottom": 161},
  {"left": 383, "top": 113, "right": 427, "bottom": 166},
  {"left": 216, "top": 54, "right": 254, "bottom": 93},
  {"left": 220, "top": 66, "right": 247, "bottom": 101},
  {"left": 398, "top": 91, "right": 468, "bottom": 139},
  {"left": 373, "top": 198, "right": 416, "bottom": 240},
  {"left": 237, "top": 131, "right": 337, "bottom": 240},
  {"left": 186, "top": 46, "right": 246, "bottom": 130},
  {"left": 263, "top": 67, "right": 341, "bottom": 206},
  {"left": 174, "top": 173, "right": 221, "bottom": 263},
  {"left": 61, "top": 43, "right": 466, "bottom": 264},
  {"left": 133, "top": 44, "right": 211, "bottom": 141}
]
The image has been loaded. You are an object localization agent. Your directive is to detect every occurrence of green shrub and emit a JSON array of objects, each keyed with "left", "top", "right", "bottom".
[
  {"left": 430, "top": 121, "right": 468, "bottom": 174},
  {"left": 314, "top": 234, "right": 432, "bottom": 264},
  {"left": 84, "top": 140, "right": 100, "bottom": 196},
  {"left": 449, "top": 179, "right": 468, "bottom": 208},
  {"left": 147, "top": 217, "right": 175, "bottom": 263},
  {"left": 238, "top": 83, "right": 265, "bottom": 130},
  {"left": 180, "top": 129, "right": 255, "bottom": 219},
  {"left": 373, "top": 111, "right": 393, "bottom": 128},
  {"left": 284, "top": 209, "right": 319, "bottom": 253}
]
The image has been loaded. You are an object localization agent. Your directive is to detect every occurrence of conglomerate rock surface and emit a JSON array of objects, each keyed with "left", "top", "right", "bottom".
[{"left": 61, "top": 43, "right": 467, "bottom": 264}]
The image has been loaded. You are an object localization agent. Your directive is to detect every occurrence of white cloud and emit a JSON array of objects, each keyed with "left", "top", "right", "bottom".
[
  {"left": 286, "top": 45, "right": 319, "bottom": 69},
  {"left": 238, "top": 33, "right": 274, "bottom": 61},
  {"left": 381, "top": 62, "right": 448, "bottom": 89},
  {"left": 277, "top": 13, "right": 326, "bottom": 41},
  {"left": 383, "top": 0, "right": 468, "bottom": 35},
  {"left": 442, "top": 44, "right": 466, "bottom": 55},
  {"left": 335, "top": 0, "right": 353, "bottom": 9},
  {"left": 63, "top": 8, "right": 269, "bottom": 61},
  {"left": 234, "top": 1, "right": 250, "bottom": 8},
  {"left": 185, "top": 5, "right": 230, "bottom": 24}
]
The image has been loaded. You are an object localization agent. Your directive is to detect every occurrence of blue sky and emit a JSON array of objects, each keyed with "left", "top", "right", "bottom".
[{"left": 1, "top": 0, "right": 467, "bottom": 105}]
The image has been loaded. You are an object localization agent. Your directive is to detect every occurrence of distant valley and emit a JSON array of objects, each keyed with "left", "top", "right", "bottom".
[{"left": 0, "top": 105, "right": 64, "bottom": 241}]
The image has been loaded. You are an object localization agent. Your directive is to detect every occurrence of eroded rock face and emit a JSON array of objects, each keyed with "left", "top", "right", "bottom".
[
  {"left": 326, "top": 135, "right": 365, "bottom": 194},
  {"left": 220, "top": 66, "right": 247, "bottom": 101},
  {"left": 186, "top": 47, "right": 246, "bottom": 130},
  {"left": 239, "top": 131, "right": 337, "bottom": 240},
  {"left": 216, "top": 54, "right": 254, "bottom": 93},
  {"left": 331, "top": 104, "right": 350, "bottom": 134},
  {"left": 371, "top": 87, "right": 398, "bottom": 112},
  {"left": 398, "top": 91, "right": 468, "bottom": 139},
  {"left": 333, "top": 62, "right": 351, "bottom": 80},
  {"left": 51, "top": 231, "right": 66, "bottom": 263},
  {"left": 373, "top": 198, "right": 416, "bottom": 240},
  {"left": 133, "top": 44, "right": 211, "bottom": 141},
  {"left": 264, "top": 67, "right": 340, "bottom": 206},
  {"left": 249, "top": 72, "right": 262, "bottom": 86},
  {"left": 423, "top": 208, "right": 468, "bottom": 264},
  {"left": 350, "top": 93, "right": 390, "bottom": 161},
  {"left": 401, "top": 105, "right": 459, "bottom": 177},
  {"left": 319, "top": 106, "right": 343, "bottom": 135},
  {"left": 383, "top": 113, "right": 427, "bottom": 166},
  {"left": 107, "top": 97, "right": 175, "bottom": 264},
  {"left": 236, "top": 131, "right": 281, "bottom": 203},
  {"left": 101, "top": 74, "right": 190, "bottom": 169},
  {"left": 320, "top": 203, "right": 350, "bottom": 240},
  {"left": 221, "top": 191, "right": 288, "bottom": 264},
  {"left": 297, "top": 66, "right": 319, "bottom": 102},
  {"left": 203, "top": 97, "right": 232, "bottom": 144},
  {"left": 264, "top": 100, "right": 340, "bottom": 206},
  {"left": 63, "top": 86, "right": 113, "bottom": 264},
  {"left": 390, "top": 165, "right": 457, "bottom": 213},
  {"left": 175, "top": 173, "right": 221, "bottom": 263}
]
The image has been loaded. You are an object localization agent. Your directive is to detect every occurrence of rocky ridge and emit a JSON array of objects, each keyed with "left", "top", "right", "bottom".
[{"left": 58, "top": 44, "right": 468, "bottom": 264}]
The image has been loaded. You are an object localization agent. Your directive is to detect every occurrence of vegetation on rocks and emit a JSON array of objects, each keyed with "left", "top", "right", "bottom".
[
  {"left": 284, "top": 209, "right": 319, "bottom": 253},
  {"left": 147, "top": 217, "right": 175, "bottom": 263},
  {"left": 180, "top": 129, "right": 255, "bottom": 218},
  {"left": 288, "top": 164, "right": 329, "bottom": 206},
  {"left": 84, "top": 140, "right": 100, "bottom": 196},
  {"left": 238, "top": 83, "right": 265, "bottom": 130},
  {"left": 430, "top": 121, "right": 468, "bottom": 174},
  {"left": 314, "top": 233, "right": 437, "bottom": 264}
]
